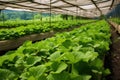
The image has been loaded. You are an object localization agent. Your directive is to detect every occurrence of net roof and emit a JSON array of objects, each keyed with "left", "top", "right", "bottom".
[{"left": 0, "top": 0, "right": 120, "bottom": 18}]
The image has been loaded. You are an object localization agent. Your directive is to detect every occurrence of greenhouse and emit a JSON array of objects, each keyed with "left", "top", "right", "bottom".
[{"left": 0, "top": 0, "right": 120, "bottom": 80}]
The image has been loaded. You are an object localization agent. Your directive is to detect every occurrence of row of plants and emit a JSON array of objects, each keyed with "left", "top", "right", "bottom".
[
  {"left": 110, "top": 18, "right": 120, "bottom": 24},
  {"left": 0, "top": 20, "right": 111, "bottom": 80},
  {"left": 0, "top": 20, "right": 95, "bottom": 41},
  {"left": 0, "top": 20, "right": 42, "bottom": 28},
  {"left": 0, "top": 19, "right": 94, "bottom": 29}
]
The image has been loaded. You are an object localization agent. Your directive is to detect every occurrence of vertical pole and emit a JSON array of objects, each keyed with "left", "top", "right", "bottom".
[
  {"left": 76, "top": 7, "right": 77, "bottom": 21},
  {"left": 0, "top": 10, "right": 2, "bottom": 23},
  {"left": 118, "top": 4, "right": 120, "bottom": 24},
  {"left": 75, "top": 0, "right": 79, "bottom": 20},
  {"left": 116, "top": 0, "right": 119, "bottom": 30},
  {"left": 49, "top": 0, "right": 52, "bottom": 27},
  {"left": 117, "top": 0, "right": 119, "bottom": 23},
  {"left": 40, "top": 13, "right": 42, "bottom": 21},
  {"left": 65, "top": 14, "right": 67, "bottom": 20},
  {"left": 39, "top": 0, "right": 42, "bottom": 23},
  {"left": 77, "top": 8, "right": 79, "bottom": 20},
  {"left": 79, "top": 10, "right": 82, "bottom": 16},
  {"left": 0, "top": 10, "right": 1, "bottom": 21},
  {"left": 2, "top": 10, "right": 4, "bottom": 25},
  {"left": 113, "top": 3, "right": 116, "bottom": 22},
  {"left": 32, "top": 11, "right": 35, "bottom": 25},
  {"left": 24, "top": 11, "right": 26, "bottom": 25},
  {"left": 77, "top": 7, "right": 79, "bottom": 20},
  {"left": 40, "top": 12, "right": 42, "bottom": 25}
]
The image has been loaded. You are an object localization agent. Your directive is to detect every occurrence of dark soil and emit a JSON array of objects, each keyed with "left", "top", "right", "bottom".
[{"left": 105, "top": 24, "right": 120, "bottom": 80}]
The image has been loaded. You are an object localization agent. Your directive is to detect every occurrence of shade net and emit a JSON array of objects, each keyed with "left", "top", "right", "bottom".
[{"left": 0, "top": 0, "right": 120, "bottom": 18}]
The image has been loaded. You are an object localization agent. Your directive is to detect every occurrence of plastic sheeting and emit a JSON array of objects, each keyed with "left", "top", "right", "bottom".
[{"left": 0, "top": 0, "right": 119, "bottom": 17}]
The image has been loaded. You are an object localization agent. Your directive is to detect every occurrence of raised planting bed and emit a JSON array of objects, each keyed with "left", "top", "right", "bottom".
[
  {"left": 0, "top": 20, "right": 111, "bottom": 80},
  {"left": 0, "top": 20, "right": 93, "bottom": 41},
  {"left": 0, "top": 31, "right": 55, "bottom": 51},
  {"left": 0, "top": 20, "right": 96, "bottom": 52},
  {"left": 0, "top": 25, "right": 80, "bottom": 52}
]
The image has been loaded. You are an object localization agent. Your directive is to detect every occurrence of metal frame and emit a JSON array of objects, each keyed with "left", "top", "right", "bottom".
[{"left": 0, "top": 0, "right": 119, "bottom": 17}]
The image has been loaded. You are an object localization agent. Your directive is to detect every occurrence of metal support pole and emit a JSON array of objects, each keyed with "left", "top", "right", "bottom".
[
  {"left": 49, "top": 0, "right": 52, "bottom": 27},
  {"left": 1, "top": 10, "right": 4, "bottom": 25},
  {"left": 91, "top": 0, "right": 102, "bottom": 16},
  {"left": 32, "top": 11, "right": 35, "bottom": 25},
  {"left": 116, "top": 0, "right": 119, "bottom": 22},
  {"left": 75, "top": 0, "right": 77, "bottom": 21},
  {"left": 40, "top": 13, "right": 42, "bottom": 22},
  {"left": 79, "top": 10, "right": 81, "bottom": 19},
  {"left": 39, "top": 0, "right": 42, "bottom": 24},
  {"left": 0, "top": 10, "right": 1, "bottom": 16},
  {"left": 76, "top": 7, "right": 79, "bottom": 20},
  {"left": 109, "top": 0, "right": 115, "bottom": 10},
  {"left": 40, "top": 12, "right": 42, "bottom": 25},
  {"left": 0, "top": 10, "right": 4, "bottom": 25},
  {"left": 78, "top": 8, "right": 80, "bottom": 20},
  {"left": 23, "top": 11, "right": 26, "bottom": 25}
]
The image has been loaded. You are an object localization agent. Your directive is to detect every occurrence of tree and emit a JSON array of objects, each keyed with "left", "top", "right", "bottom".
[{"left": 34, "top": 13, "right": 42, "bottom": 19}]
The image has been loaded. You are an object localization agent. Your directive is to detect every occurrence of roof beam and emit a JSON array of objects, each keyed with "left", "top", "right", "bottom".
[
  {"left": 60, "top": 0, "right": 98, "bottom": 16},
  {"left": 32, "top": 2, "right": 76, "bottom": 13},
  {"left": 0, "top": 1, "right": 67, "bottom": 14},
  {"left": 91, "top": 0, "right": 102, "bottom": 15},
  {"left": 60, "top": 0, "right": 86, "bottom": 11},
  {"left": 58, "top": 0, "right": 111, "bottom": 8},
  {"left": 28, "top": 0, "right": 77, "bottom": 13},
  {"left": 0, "top": 0, "right": 112, "bottom": 17},
  {"left": 109, "top": 0, "right": 115, "bottom": 9},
  {"left": 0, "top": 1, "right": 77, "bottom": 14}
]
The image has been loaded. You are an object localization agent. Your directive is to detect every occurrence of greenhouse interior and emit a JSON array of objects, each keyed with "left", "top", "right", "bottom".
[{"left": 0, "top": 0, "right": 120, "bottom": 80}]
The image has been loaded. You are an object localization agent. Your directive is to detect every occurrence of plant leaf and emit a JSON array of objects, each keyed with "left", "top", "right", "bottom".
[
  {"left": 47, "top": 72, "right": 70, "bottom": 80},
  {"left": 70, "top": 74, "right": 91, "bottom": 80},
  {"left": 28, "top": 65, "right": 46, "bottom": 79},
  {"left": 25, "top": 56, "right": 41, "bottom": 66},
  {"left": 0, "top": 69, "right": 17, "bottom": 80},
  {"left": 51, "top": 62, "right": 67, "bottom": 73},
  {"left": 48, "top": 51, "right": 61, "bottom": 61}
]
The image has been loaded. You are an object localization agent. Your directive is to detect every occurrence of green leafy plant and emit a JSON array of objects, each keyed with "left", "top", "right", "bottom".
[
  {"left": 0, "top": 20, "right": 94, "bottom": 40},
  {"left": 0, "top": 20, "right": 111, "bottom": 80}
]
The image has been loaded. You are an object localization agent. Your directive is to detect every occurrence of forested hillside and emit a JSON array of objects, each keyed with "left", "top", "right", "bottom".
[{"left": 0, "top": 10, "right": 50, "bottom": 21}]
